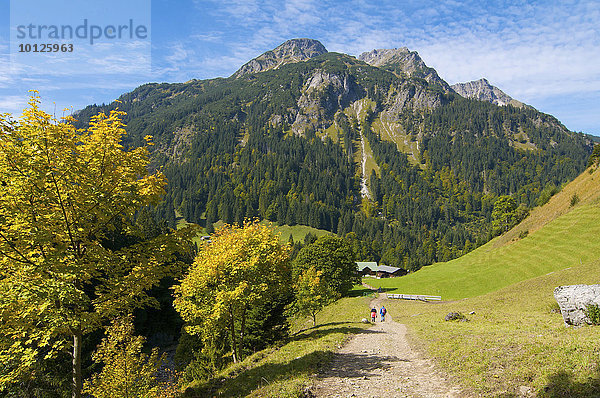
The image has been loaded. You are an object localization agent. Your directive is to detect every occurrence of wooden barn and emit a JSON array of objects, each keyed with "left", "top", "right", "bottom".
[{"left": 356, "top": 262, "right": 404, "bottom": 278}]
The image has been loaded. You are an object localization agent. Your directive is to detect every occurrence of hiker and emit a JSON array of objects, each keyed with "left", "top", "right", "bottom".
[
  {"left": 370, "top": 308, "right": 377, "bottom": 323},
  {"left": 380, "top": 306, "right": 386, "bottom": 322}
]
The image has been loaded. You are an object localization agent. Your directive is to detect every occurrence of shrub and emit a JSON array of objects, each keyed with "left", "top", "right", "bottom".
[
  {"left": 584, "top": 303, "right": 600, "bottom": 325},
  {"left": 548, "top": 302, "right": 561, "bottom": 314},
  {"left": 444, "top": 312, "right": 467, "bottom": 322},
  {"left": 537, "top": 183, "right": 560, "bottom": 207},
  {"left": 570, "top": 193, "right": 580, "bottom": 207},
  {"left": 83, "top": 316, "right": 166, "bottom": 398},
  {"left": 587, "top": 143, "right": 600, "bottom": 168}
]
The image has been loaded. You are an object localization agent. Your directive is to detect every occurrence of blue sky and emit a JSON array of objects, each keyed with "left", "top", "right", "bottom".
[{"left": 1, "top": 0, "right": 599, "bottom": 135}]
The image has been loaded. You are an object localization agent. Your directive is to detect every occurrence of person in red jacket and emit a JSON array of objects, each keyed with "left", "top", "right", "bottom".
[{"left": 370, "top": 308, "right": 377, "bottom": 323}]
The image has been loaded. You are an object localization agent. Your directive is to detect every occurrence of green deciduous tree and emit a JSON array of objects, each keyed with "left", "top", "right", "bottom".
[
  {"left": 292, "top": 266, "right": 339, "bottom": 326},
  {"left": 173, "top": 220, "right": 291, "bottom": 364},
  {"left": 0, "top": 94, "right": 192, "bottom": 398},
  {"left": 492, "top": 196, "right": 517, "bottom": 233},
  {"left": 293, "top": 235, "right": 358, "bottom": 298},
  {"left": 588, "top": 143, "right": 600, "bottom": 168},
  {"left": 491, "top": 195, "right": 528, "bottom": 234}
]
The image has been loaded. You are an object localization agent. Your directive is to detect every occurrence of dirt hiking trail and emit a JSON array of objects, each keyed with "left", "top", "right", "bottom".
[{"left": 309, "top": 294, "right": 465, "bottom": 397}]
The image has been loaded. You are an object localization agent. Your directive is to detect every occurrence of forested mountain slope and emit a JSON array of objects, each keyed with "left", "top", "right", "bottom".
[{"left": 74, "top": 39, "right": 594, "bottom": 271}]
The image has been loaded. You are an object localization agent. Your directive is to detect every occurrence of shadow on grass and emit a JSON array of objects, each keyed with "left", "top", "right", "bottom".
[
  {"left": 290, "top": 323, "right": 383, "bottom": 343},
  {"left": 183, "top": 348, "right": 406, "bottom": 397},
  {"left": 317, "top": 351, "right": 409, "bottom": 379},
  {"left": 538, "top": 370, "right": 600, "bottom": 397},
  {"left": 183, "top": 349, "right": 332, "bottom": 397}
]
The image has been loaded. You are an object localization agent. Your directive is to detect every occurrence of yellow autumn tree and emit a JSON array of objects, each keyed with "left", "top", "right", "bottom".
[
  {"left": 0, "top": 93, "right": 193, "bottom": 398},
  {"left": 173, "top": 220, "right": 291, "bottom": 364},
  {"left": 83, "top": 316, "right": 164, "bottom": 398}
]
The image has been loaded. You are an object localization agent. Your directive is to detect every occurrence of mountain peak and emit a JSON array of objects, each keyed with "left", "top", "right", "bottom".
[
  {"left": 358, "top": 47, "right": 451, "bottom": 90},
  {"left": 451, "top": 78, "right": 525, "bottom": 107},
  {"left": 233, "top": 38, "right": 327, "bottom": 78},
  {"left": 357, "top": 47, "right": 412, "bottom": 67}
]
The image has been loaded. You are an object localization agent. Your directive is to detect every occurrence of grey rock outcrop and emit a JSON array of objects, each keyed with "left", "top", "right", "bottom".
[
  {"left": 385, "top": 80, "right": 444, "bottom": 116},
  {"left": 292, "top": 69, "right": 361, "bottom": 134},
  {"left": 451, "top": 78, "right": 525, "bottom": 107},
  {"left": 554, "top": 284, "right": 600, "bottom": 326},
  {"left": 358, "top": 48, "right": 451, "bottom": 91},
  {"left": 233, "top": 38, "right": 327, "bottom": 78}
]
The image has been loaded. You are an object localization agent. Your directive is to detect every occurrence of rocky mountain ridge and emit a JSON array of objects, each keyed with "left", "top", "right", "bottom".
[
  {"left": 451, "top": 78, "right": 525, "bottom": 107},
  {"left": 358, "top": 48, "right": 451, "bottom": 91},
  {"left": 233, "top": 38, "right": 327, "bottom": 78}
]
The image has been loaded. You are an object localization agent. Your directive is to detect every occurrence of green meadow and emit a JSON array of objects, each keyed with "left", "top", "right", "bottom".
[
  {"left": 391, "top": 258, "right": 600, "bottom": 396},
  {"left": 377, "top": 166, "right": 600, "bottom": 396},
  {"left": 366, "top": 203, "right": 600, "bottom": 299},
  {"left": 176, "top": 211, "right": 330, "bottom": 246}
]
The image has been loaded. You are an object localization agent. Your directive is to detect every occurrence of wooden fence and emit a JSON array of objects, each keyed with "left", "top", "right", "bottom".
[{"left": 386, "top": 293, "right": 441, "bottom": 301}]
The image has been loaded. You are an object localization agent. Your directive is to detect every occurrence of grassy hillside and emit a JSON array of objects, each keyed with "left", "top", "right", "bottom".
[
  {"left": 273, "top": 223, "right": 331, "bottom": 243},
  {"left": 176, "top": 212, "right": 330, "bottom": 246},
  {"left": 366, "top": 166, "right": 600, "bottom": 299},
  {"left": 371, "top": 116, "right": 420, "bottom": 166},
  {"left": 391, "top": 257, "right": 600, "bottom": 396}
]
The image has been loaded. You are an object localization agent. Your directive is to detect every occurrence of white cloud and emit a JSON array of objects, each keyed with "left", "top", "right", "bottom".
[
  {"left": 189, "top": 33, "right": 223, "bottom": 42},
  {"left": 410, "top": 1, "right": 600, "bottom": 103},
  {"left": 0, "top": 95, "right": 28, "bottom": 114}
]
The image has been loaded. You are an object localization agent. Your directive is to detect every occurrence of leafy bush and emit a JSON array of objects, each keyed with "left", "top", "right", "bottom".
[
  {"left": 548, "top": 302, "right": 561, "bottom": 314},
  {"left": 584, "top": 303, "right": 600, "bottom": 325},
  {"left": 537, "top": 183, "right": 560, "bottom": 207},
  {"left": 444, "top": 312, "right": 467, "bottom": 321},
  {"left": 84, "top": 316, "right": 166, "bottom": 398},
  {"left": 570, "top": 193, "right": 580, "bottom": 207},
  {"left": 492, "top": 197, "right": 529, "bottom": 235},
  {"left": 587, "top": 143, "right": 600, "bottom": 168}
]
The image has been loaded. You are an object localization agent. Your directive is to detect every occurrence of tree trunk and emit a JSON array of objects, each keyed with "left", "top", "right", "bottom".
[
  {"left": 72, "top": 328, "right": 82, "bottom": 398},
  {"left": 312, "top": 311, "right": 316, "bottom": 326},
  {"left": 229, "top": 305, "right": 237, "bottom": 363},
  {"left": 239, "top": 306, "right": 246, "bottom": 362}
]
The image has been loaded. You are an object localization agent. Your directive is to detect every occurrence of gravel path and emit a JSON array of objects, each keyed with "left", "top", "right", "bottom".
[{"left": 309, "top": 295, "right": 465, "bottom": 398}]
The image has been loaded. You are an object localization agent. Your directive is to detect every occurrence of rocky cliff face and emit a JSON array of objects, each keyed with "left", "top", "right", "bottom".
[
  {"left": 292, "top": 69, "right": 362, "bottom": 133},
  {"left": 358, "top": 48, "right": 451, "bottom": 91},
  {"left": 451, "top": 78, "right": 524, "bottom": 107},
  {"left": 233, "top": 38, "right": 328, "bottom": 78}
]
